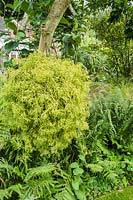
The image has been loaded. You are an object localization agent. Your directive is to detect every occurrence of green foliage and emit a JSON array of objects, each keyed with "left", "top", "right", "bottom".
[
  {"left": 1, "top": 51, "right": 89, "bottom": 155},
  {"left": 0, "top": 0, "right": 24, "bottom": 19},
  {"left": 78, "top": 84, "right": 133, "bottom": 198},
  {"left": 0, "top": 82, "right": 133, "bottom": 200},
  {"left": 0, "top": 159, "right": 58, "bottom": 199},
  {"left": 97, "top": 186, "right": 133, "bottom": 200},
  {"left": 1, "top": 1, "right": 133, "bottom": 199},
  {"left": 89, "top": 11, "right": 133, "bottom": 81},
  {"left": 0, "top": 84, "right": 10, "bottom": 150},
  {"left": 88, "top": 84, "right": 133, "bottom": 153}
]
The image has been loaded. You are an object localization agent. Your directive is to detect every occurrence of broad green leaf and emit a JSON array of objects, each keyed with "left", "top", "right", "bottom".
[
  {"left": 44, "top": 0, "right": 51, "bottom": 6},
  {"left": 21, "top": 1, "right": 29, "bottom": 13},
  {"left": 60, "top": 17, "right": 69, "bottom": 25},
  {"left": 73, "top": 35, "right": 81, "bottom": 43},
  {"left": 4, "top": 60, "right": 14, "bottom": 68},
  {"left": 74, "top": 20, "right": 79, "bottom": 30},
  {"left": 79, "top": 155, "right": 86, "bottom": 162},
  {"left": 72, "top": 176, "right": 82, "bottom": 191},
  {"left": 122, "top": 176, "right": 128, "bottom": 187},
  {"left": 6, "top": 4, "right": 13, "bottom": 9},
  {"left": 72, "top": 179, "right": 79, "bottom": 190},
  {"left": 13, "top": 0, "right": 24, "bottom": 12},
  {"left": 5, "top": 41, "right": 19, "bottom": 52},
  {"left": 73, "top": 168, "right": 84, "bottom": 176},
  {"left": 87, "top": 164, "right": 103, "bottom": 173},
  {"left": 75, "top": 190, "right": 86, "bottom": 200},
  {"left": 70, "top": 162, "right": 79, "bottom": 169},
  {"left": 6, "top": 22, "right": 17, "bottom": 33},
  {"left": 17, "top": 30, "right": 26, "bottom": 38}
]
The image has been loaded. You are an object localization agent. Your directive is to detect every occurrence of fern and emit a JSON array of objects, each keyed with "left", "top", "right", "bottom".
[
  {"left": 88, "top": 85, "right": 133, "bottom": 153},
  {"left": 0, "top": 184, "right": 22, "bottom": 200},
  {"left": 105, "top": 171, "right": 118, "bottom": 184},
  {"left": 24, "top": 164, "right": 56, "bottom": 182},
  {"left": 22, "top": 178, "right": 56, "bottom": 199},
  {"left": 0, "top": 188, "right": 10, "bottom": 200},
  {"left": 0, "top": 124, "right": 10, "bottom": 138},
  {"left": 0, "top": 115, "right": 10, "bottom": 151},
  {"left": 87, "top": 164, "right": 103, "bottom": 173},
  {"left": 21, "top": 164, "right": 57, "bottom": 199},
  {"left": 54, "top": 187, "right": 76, "bottom": 200},
  {"left": 0, "top": 158, "right": 13, "bottom": 178}
]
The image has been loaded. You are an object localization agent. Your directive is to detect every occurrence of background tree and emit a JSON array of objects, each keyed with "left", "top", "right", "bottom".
[
  {"left": 38, "top": 0, "right": 71, "bottom": 54},
  {"left": 0, "top": 0, "right": 72, "bottom": 55},
  {"left": 0, "top": 0, "right": 132, "bottom": 80}
]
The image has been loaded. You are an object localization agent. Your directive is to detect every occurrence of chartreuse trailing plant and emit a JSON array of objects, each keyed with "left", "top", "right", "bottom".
[{"left": 1, "top": 51, "right": 89, "bottom": 155}]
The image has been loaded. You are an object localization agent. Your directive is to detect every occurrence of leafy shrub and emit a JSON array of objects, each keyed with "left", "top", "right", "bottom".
[{"left": 1, "top": 51, "right": 89, "bottom": 155}]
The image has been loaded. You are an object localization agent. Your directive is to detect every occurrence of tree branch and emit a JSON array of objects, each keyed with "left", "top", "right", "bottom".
[{"left": 39, "top": 0, "right": 71, "bottom": 55}]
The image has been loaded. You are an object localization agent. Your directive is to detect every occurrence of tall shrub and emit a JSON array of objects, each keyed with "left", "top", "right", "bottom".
[{"left": 1, "top": 52, "right": 89, "bottom": 155}]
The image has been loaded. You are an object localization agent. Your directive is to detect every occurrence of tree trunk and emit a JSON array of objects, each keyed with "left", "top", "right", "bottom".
[{"left": 39, "top": 0, "right": 71, "bottom": 55}]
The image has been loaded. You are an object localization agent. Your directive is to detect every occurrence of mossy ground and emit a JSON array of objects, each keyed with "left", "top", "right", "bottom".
[{"left": 96, "top": 186, "right": 133, "bottom": 200}]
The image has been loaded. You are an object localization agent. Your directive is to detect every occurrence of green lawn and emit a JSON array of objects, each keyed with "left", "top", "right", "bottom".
[{"left": 96, "top": 186, "right": 133, "bottom": 200}]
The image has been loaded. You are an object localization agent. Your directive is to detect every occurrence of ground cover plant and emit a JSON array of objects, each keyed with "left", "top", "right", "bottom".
[{"left": 96, "top": 186, "right": 133, "bottom": 200}]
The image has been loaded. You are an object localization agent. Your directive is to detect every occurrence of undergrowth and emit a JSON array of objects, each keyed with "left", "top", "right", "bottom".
[{"left": 0, "top": 59, "right": 133, "bottom": 199}]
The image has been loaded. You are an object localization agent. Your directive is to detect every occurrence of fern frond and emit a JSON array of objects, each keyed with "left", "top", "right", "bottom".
[
  {"left": 23, "top": 178, "right": 57, "bottom": 199},
  {"left": 0, "top": 184, "right": 22, "bottom": 200},
  {"left": 54, "top": 184, "right": 76, "bottom": 200},
  {"left": 105, "top": 171, "right": 118, "bottom": 182},
  {"left": 0, "top": 158, "right": 13, "bottom": 177},
  {"left": 0, "top": 188, "right": 10, "bottom": 200},
  {"left": 24, "top": 164, "right": 56, "bottom": 182},
  {"left": 0, "top": 122, "right": 10, "bottom": 150},
  {"left": 87, "top": 164, "right": 103, "bottom": 173}
]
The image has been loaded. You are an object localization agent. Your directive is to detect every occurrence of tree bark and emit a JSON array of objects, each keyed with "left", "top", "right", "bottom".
[{"left": 39, "top": 0, "right": 71, "bottom": 55}]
